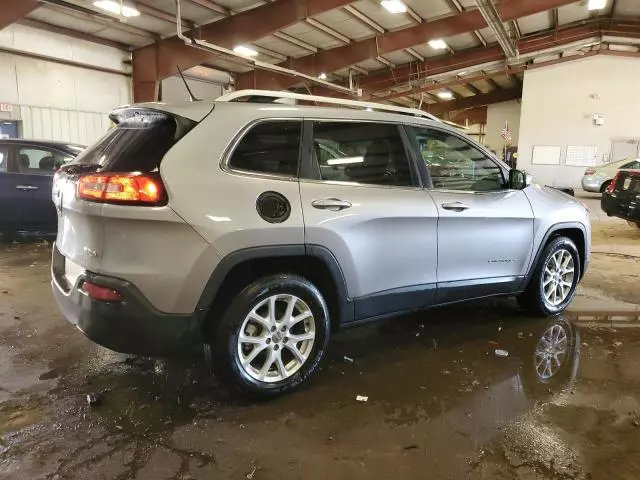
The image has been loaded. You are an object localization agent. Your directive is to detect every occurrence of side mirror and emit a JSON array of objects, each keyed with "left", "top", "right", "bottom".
[{"left": 509, "top": 169, "right": 531, "bottom": 190}]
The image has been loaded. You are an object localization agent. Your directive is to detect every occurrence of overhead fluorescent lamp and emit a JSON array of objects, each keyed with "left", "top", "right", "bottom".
[
  {"left": 327, "top": 156, "right": 364, "bottom": 166},
  {"left": 428, "top": 39, "right": 448, "bottom": 50},
  {"left": 587, "top": 0, "right": 606, "bottom": 10},
  {"left": 318, "top": 72, "right": 328, "bottom": 80},
  {"left": 93, "top": 0, "right": 139, "bottom": 17},
  {"left": 121, "top": 5, "right": 140, "bottom": 17},
  {"left": 381, "top": 0, "right": 408, "bottom": 14},
  {"left": 437, "top": 91, "right": 453, "bottom": 100},
  {"left": 457, "top": 70, "right": 468, "bottom": 76},
  {"left": 233, "top": 45, "right": 258, "bottom": 57},
  {"left": 93, "top": 0, "right": 121, "bottom": 14}
]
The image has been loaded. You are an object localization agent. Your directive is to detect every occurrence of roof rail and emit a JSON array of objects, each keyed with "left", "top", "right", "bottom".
[{"left": 216, "top": 90, "right": 441, "bottom": 122}]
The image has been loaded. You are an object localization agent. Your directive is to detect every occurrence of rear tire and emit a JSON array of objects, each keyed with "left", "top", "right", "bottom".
[
  {"left": 518, "top": 236, "right": 581, "bottom": 316},
  {"left": 600, "top": 181, "right": 611, "bottom": 193},
  {"left": 207, "top": 274, "right": 330, "bottom": 398}
]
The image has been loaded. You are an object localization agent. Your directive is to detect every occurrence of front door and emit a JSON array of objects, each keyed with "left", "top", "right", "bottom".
[
  {"left": 407, "top": 126, "right": 535, "bottom": 303},
  {"left": 300, "top": 121, "right": 439, "bottom": 321}
]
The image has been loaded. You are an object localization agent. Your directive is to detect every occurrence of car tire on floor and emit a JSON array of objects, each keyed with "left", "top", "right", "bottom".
[
  {"left": 207, "top": 274, "right": 330, "bottom": 398},
  {"left": 518, "top": 236, "right": 581, "bottom": 317}
]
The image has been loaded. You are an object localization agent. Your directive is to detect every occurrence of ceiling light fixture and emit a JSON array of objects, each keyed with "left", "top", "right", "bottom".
[
  {"left": 437, "top": 91, "right": 453, "bottom": 100},
  {"left": 381, "top": 0, "right": 408, "bottom": 14},
  {"left": 93, "top": 0, "right": 140, "bottom": 17},
  {"left": 587, "top": 0, "right": 606, "bottom": 10},
  {"left": 457, "top": 70, "right": 468, "bottom": 76},
  {"left": 233, "top": 45, "right": 259, "bottom": 57},
  {"left": 428, "top": 39, "right": 448, "bottom": 50},
  {"left": 318, "top": 72, "right": 328, "bottom": 80},
  {"left": 121, "top": 5, "right": 140, "bottom": 17}
]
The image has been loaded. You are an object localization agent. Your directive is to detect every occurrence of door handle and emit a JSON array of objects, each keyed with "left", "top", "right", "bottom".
[
  {"left": 311, "top": 198, "right": 352, "bottom": 211},
  {"left": 16, "top": 185, "right": 39, "bottom": 191},
  {"left": 441, "top": 201, "right": 469, "bottom": 212}
]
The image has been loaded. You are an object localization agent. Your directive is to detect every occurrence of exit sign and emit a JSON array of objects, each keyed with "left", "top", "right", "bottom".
[{"left": 0, "top": 103, "right": 12, "bottom": 112}]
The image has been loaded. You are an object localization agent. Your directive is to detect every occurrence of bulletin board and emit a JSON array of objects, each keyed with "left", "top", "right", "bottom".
[
  {"left": 565, "top": 145, "right": 599, "bottom": 167},
  {"left": 531, "top": 145, "right": 562, "bottom": 165}
]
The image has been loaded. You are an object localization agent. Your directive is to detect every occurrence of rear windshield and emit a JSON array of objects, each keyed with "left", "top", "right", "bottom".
[{"left": 72, "top": 108, "right": 196, "bottom": 172}]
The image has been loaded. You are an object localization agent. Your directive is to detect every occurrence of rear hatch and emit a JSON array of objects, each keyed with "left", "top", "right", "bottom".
[
  {"left": 52, "top": 104, "right": 209, "bottom": 291},
  {"left": 606, "top": 169, "right": 640, "bottom": 220}
]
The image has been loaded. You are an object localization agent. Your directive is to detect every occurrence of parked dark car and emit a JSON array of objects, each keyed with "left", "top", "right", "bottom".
[
  {"left": 601, "top": 169, "right": 640, "bottom": 230},
  {"left": 0, "top": 139, "right": 84, "bottom": 235}
]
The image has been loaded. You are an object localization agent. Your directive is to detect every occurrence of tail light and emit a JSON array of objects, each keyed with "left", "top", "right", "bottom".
[
  {"left": 584, "top": 169, "right": 595, "bottom": 176},
  {"left": 607, "top": 172, "right": 620, "bottom": 193},
  {"left": 77, "top": 173, "right": 166, "bottom": 205},
  {"left": 81, "top": 281, "right": 123, "bottom": 302}
]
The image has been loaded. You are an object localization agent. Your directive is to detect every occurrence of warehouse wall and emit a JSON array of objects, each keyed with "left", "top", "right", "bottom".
[
  {"left": 517, "top": 55, "right": 640, "bottom": 188},
  {"left": 485, "top": 100, "right": 521, "bottom": 153},
  {"left": 0, "top": 24, "right": 130, "bottom": 146}
]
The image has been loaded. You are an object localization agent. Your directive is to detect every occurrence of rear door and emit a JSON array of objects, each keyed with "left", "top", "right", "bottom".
[
  {"left": 14, "top": 146, "right": 73, "bottom": 231},
  {"left": 611, "top": 170, "right": 640, "bottom": 220},
  {"left": 300, "top": 120, "right": 439, "bottom": 320},
  {"left": 407, "top": 126, "right": 534, "bottom": 303}
]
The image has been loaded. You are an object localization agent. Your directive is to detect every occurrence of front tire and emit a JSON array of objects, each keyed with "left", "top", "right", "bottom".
[
  {"left": 518, "top": 236, "right": 581, "bottom": 316},
  {"left": 600, "top": 180, "right": 611, "bottom": 193},
  {"left": 208, "top": 274, "right": 330, "bottom": 398}
]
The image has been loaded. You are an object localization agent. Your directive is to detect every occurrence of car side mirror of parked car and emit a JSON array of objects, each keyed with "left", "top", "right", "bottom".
[{"left": 509, "top": 169, "right": 532, "bottom": 190}]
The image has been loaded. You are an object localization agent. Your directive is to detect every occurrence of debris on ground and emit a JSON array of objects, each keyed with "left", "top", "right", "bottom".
[
  {"left": 415, "top": 333, "right": 420, "bottom": 337},
  {"left": 403, "top": 444, "right": 418, "bottom": 450},
  {"left": 343, "top": 356, "right": 354, "bottom": 364},
  {"left": 488, "top": 341, "right": 499, "bottom": 346},
  {"left": 441, "top": 370, "right": 451, "bottom": 375},
  {"left": 13, "top": 316, "right": 20, "bottom": 320},
  {"left": 517, "top": 332, "right": 524, "bottom": 339},
  {"left": 86, "top": 393, "right": 102, "bottom": 406},
  {"left": 494, "top": 349, "right": 509, "bottom": 357},
  {"left": 631, "top": 417, "right": 640, "bottom": 427},
  {"left": 612, "top": 341, "right": 623, "bottom": 349},
  {"left": 582, "top": 342, "right": 588, "bottom": 347},
  {"left": 2, "top": 290, "right": 8, "bottom": 294},
  {"left": 356, "top": 395, "right": 368, "bottom": 402},
  {"left": 246, "top": 464, "right": 257, "bottom": 479}
]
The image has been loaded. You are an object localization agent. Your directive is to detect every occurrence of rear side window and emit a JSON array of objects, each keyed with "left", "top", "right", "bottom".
[
  {"left": 17, "top": 147, "right": 72, "bottom": 175},
  {"left": 229, "top": 121, "right": 301, "bottom": 176},
  {"left": 312, "top": 122, "right": 415, "bottom": 187},
  {"left": 0, "top": 146, "right": 7, "bottom": 173},
  {"left": 72, "top": 108, "right": 195, "bottom": 172}
]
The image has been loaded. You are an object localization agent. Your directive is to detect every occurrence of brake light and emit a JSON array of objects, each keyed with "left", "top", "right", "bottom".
[
  {"left": 81, "top": 281, "right": 123, "bottom": 302},
  {"left": 584, "top": 169, "right": 595, "bottom": 176},
  {"left": 607, "top": 172, "right": 620, "bottom": 193},
  {"left": 77, "top": 173, "right": 165, "bottom": 205}
]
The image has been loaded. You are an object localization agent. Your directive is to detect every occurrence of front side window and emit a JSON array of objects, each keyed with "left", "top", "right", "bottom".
[
  {"left": 17, "top": 147, "right": 72, "bottom": 175},
  {"left": 312, "top": 122, "right": 415, "bottom": 187},
  {"left": 411, "top": 127, "right": 506, "bottom": 192},
  {"left": 622, "top": 160, "right": 640, "bottom": 170},
  {"left": 229, "top": 121, "right": 302, "bottom": 176}
]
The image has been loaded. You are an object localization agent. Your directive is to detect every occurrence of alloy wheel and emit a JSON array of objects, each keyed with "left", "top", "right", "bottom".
[
  {"left": 237, "top": 294, "right": 315, "bottom": 383},
  {"left": 534, "top": 324, "right": 568, "bottom": 380},
  {"left": 542, "top": 249, "right": 575, "bottom": 306}
]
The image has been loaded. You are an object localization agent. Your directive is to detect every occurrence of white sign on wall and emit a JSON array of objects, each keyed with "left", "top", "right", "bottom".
[
  {"left": 565, "top": 145, "right": 599, "bottom": 167},
  {"left": 0, "top": 103, "right": 12, "bottom": 112},
  {"left": 531, "top": 145, "right": 562, "bottom": 165}
]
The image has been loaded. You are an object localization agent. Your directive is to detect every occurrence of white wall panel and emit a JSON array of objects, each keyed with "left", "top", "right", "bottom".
[
  {"left": 518, "top": 55, "right": 640, "bottom": 188},
  {"left": 0, "top": 24, "right": 130, "bottom": 145}
]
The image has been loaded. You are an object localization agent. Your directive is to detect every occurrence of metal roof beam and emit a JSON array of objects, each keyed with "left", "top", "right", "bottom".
[
  {"left": 0, "top": 0, "right": 39, "bottom": 30},
  {"left": 342, "top": 21, "right": 612, "bottom": 94},
  {"left": 427, "top": 86, "right": 522, "bottom": 115},
  {"left": 343, "top": 5, "right": 385, "bottom": 34},
  {"left": 305, "top": 18, "right": 351, "bottom": 44},
  {"left": 187, "top": 0, "right": 231, "bottom": 16},
  {"left": 133, "top": 0, "right": 355, "bottom": 101},
  {"left": 236, "top": 0, "right": 579, "bottom": 91}
]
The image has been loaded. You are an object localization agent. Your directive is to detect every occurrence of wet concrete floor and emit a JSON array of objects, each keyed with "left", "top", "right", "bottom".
[{"left": 2, "top": 242, "right": 640, "bottom": 479}]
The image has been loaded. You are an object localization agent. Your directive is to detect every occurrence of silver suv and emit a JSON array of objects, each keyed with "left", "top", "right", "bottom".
[{"left": 51, "top": 90, "right": 591, "bottom": 397}]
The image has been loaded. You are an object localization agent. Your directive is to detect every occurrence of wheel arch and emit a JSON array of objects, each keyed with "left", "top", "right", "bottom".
[
  {"left": 522, "top": 222, "right": 588, "bottom": 290},
  {"left": 195, "top": 245, "right": 354, "bottom": 334}
]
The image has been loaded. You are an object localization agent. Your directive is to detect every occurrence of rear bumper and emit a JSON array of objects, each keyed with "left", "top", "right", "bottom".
[
  {"left": 601, "top": 193, "right": 640, "bottom": 222},
  {"left": 581, "top": 176, "right": 604, "bottom": 193},
  {"left": 51, "top": 247, "right": 202, "bottom": 356}
]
